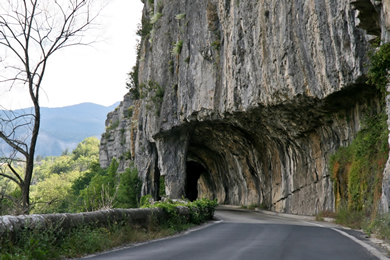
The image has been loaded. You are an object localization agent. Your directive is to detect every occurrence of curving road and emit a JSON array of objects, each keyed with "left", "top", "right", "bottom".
[{"left": 82, "top": 206, "right": 386, "bottom": 260}]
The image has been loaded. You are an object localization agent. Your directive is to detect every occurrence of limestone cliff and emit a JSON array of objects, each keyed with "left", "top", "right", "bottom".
[{"left": 100, "top": 0, "right": 390, "bottom": 215}]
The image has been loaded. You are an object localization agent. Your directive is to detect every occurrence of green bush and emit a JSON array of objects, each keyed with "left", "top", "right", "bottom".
[
  {"left": 367, "top": 42, "right": 390, "bottom": 94},
  {"left": 136, "top": 16, "right": 153, "bottom": 38},
  {"left": 0, "top": 221, "right": 64, "bottom": 260},
  {"left": 140, "top": 194, "right": 153, "bottom": 207},
  {"left": 144, "top": 197, "right": 218, "bottom": 228},
  {"left": 364, "top": 213, "right": 390, "bottom": 240},
  {"left": 334, "top": 203, "right": 364, "bottom": 229},
  {"left": 150, "top": 13, "right": 162, "bottom": 24},
  {"left": 116, "top": 164, "right": 142, "bottom": 208},
  {"left": 105, "top": 120, "right": 119, "bottom": 132},
  {"left": 171, "top": 40, "right": 183, "bottom": 55},
  {"left": 159, "top": 175, "right": 166, "bottom": 197}
]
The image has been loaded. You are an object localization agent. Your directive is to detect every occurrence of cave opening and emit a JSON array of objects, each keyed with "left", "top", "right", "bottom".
[
  {"left": 153, "top": 146, "right": 162, "bottom": 201},
  {"left": 186, "top": 161, "right": 206, "bottom": 201}
]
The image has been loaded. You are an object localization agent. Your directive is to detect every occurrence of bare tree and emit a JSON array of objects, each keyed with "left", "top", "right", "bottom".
[{"left": 0, "top": 0, "right": 104, "bottom": 214}]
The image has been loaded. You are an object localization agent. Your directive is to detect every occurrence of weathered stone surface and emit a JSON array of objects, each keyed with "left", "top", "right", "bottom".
[
  {"left": 100, "top": 0, "right": 390, "bottom": 214},
  {"left": 0, "top": 208, "right": 175, "bottom": 238}
]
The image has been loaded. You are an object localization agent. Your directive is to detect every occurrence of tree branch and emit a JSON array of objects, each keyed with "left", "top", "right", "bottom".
[
  {"left": 0, "top": 131, "right": 28, "bottom": 157},
  {"left": 0, "top": 171, "right": 21, "bottom": 186},
  {"left": 7, "top": 163, "right": 24, "bottom": 184},
  {"left": 0, "top": 192, "right": 20, "bottom": 204}
]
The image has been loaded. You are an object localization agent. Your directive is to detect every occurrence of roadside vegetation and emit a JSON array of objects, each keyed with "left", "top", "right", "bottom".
[
  {"left": 0, "top": 198, "right": 218, "bottom": 260},
  {"left": 323, "top": 42, "right": 390, "bottom": 241}
]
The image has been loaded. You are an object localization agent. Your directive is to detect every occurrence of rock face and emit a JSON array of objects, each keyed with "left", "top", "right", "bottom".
[{"left": 100, "top": 0, "right": 390, "bottom": 214}]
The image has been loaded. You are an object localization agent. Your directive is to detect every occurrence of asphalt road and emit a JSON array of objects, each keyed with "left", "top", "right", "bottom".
[{"left": 82, "top": 206, "right": 386, "bottom": 260}]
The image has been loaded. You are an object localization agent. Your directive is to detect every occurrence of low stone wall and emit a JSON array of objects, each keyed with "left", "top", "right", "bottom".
[{"left": 0, "top": 207, "right": 191, "bottom": 238}]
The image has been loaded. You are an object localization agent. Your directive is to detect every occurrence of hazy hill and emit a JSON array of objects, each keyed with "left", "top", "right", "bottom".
[{"left": 1, "top": 102, "right": 119, "bottom": 157}]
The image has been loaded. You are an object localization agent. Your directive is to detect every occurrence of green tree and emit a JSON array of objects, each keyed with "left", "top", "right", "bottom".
[
  {"left": 117, "top": 164, "right": 142, "bottom": 208},
  {"left": 28, "top": 137, "right": 102, "bottom": 214},
  {"left": 0, "top": 0, "right": 104, "bottom": 214},
  {"left": 78, "top": 159, "right": 119, "bottom": 211},
  {"left": 31, "top": 171, "right": 80, "bottom": 213},
  {"left": 71, "top": 161, "right": 104, "bottom": 197},
  {"left": 72, "top": 137, "right": 100, "bottom": 161}
]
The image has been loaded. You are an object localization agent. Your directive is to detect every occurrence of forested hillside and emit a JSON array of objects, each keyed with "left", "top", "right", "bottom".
[
  {"left": 0, "top": 102, "right": 119, "bottom": 157},
  {"left": 0, "top": 137, "right": 141, "bottom": 215}
]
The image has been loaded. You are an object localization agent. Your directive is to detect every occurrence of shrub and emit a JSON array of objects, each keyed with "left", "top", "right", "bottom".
[
  {"left": 171, "top": 40, "right": 183, "bottom": 55},
  {"left": 367, "top": 42, "right": 390, "bottom": 94},
  {"left": 105, "top": 120, "right": 119, "bottom": 132},
  {"left": 126, "top": 106, "right": 134, "bottom": 118},
  {"left": 116, "top": 164, "right": 142, "bottom": 208},
  {"left": 334, "top": 204, "right": 364, "bottom": 229},
  {"left": 136, "top": 16, "right": 153, "bottom": 38},
  {"left": 144, "top": 197, "right": 219, "bottom": 228},
  {"left": 140, "top": 194, "right": 153, "bottom": 207},
  {"left": 159, "top": 175, "right": 166, "bottom": 197},
  {"left": 150, "top": 13, "right": 162, "bottom": 24},
  {"left": 175, "top": 13, "right": 186, "bottom": 20},
  {"left": 364, "top": 213, "right": 390, "bottom": 240}
]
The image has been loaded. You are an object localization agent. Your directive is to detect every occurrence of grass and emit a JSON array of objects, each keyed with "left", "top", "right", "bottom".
[
  {"left": 0, "top": 222, "right": 194, "bottom": 260},
  {"left": 333, "top": 204, "right": 365, "bottom": 229},
  {"left": 105, "top": 120, "right": 120, "bottom": 132},
  {"left": 330, "top": 204, "right": 390, "bottom": 244},
  {"left": 315, "top": 210, "right": 337, "bottom": 221},
  {"left": 364, "top": 213, "right": 390, "bottom": 240}
]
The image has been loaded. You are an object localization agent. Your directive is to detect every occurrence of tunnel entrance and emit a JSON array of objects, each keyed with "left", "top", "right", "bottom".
[{"left": 186, "top": 161, "right": 206, "bottom": 201}]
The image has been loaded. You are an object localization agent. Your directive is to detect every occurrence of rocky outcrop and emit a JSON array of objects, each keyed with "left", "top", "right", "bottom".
[{"left": 100, "top": 0, "right": 390, "bottom": 215}]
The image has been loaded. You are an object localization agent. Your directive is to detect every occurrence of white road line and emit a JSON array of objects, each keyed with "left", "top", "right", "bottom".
[
  {"left": 83, "top": 220, "right": 223, "bottom": 259},
  {"left": 301, "top": 221, "right": 325, "bottom": 227},
  {"left": 184, "top": 220, "right": 223, "bottom": 235},
  {"left": 301, "top": 221, "right": 388, "bottom": 259},
  {"left": 331, "top": 228, "right": 388, "bottom": 260}
]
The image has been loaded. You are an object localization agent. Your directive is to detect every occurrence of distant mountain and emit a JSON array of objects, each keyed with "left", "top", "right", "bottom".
[{"left": 1, "top": 102, "right": 119, "bottom": 157}]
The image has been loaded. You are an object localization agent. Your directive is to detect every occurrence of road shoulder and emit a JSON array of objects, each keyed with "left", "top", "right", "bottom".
[{"left": 252, "top": 207, "right": 390, "bottom": 259}]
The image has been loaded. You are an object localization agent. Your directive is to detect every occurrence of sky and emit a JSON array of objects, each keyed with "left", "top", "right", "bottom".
[{"left": 0, "top": 0, "right": 144, "bottom": 110}]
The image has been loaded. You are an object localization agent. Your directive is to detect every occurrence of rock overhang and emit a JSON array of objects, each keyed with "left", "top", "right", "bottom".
[{"left": 100, "top": 0, "right": 389, "bottom": 214}]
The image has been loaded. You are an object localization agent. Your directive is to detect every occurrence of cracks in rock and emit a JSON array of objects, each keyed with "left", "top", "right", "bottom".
[
  {"left": 149, "top": 80, "right": 380, "bottom": 212},
  {"left": 272, "top": 174, "right": 331, "bottom": 205}
]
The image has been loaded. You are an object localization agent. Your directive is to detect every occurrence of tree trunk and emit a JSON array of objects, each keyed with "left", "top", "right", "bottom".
[{"left": 21, "top": 183, "right": 30, "bottom": 214}]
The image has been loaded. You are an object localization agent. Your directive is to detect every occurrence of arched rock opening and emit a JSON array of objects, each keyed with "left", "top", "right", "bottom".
[
  {"left": 186, "top": 161, "right": 206, "bottom": 201},
  {"left": 152, "top": 84, "right": 380, "bottom": 215},
  {"left": 183, "top": 85, "right": 380, "bottom": 214}
]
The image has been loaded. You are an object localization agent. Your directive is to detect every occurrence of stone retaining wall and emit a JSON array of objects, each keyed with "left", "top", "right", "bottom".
[{"left": 0, "top": 207, "right": 190, "bottom": 238}]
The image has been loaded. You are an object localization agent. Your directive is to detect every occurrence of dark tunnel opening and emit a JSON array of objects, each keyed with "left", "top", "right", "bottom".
[
  {"left": 186, "top": 161, "right": 206, "bottom": 201},
  {"left": 154, "top": 156, "right": 161, "bottom": 201}
]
